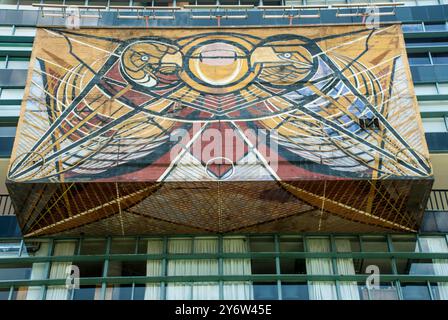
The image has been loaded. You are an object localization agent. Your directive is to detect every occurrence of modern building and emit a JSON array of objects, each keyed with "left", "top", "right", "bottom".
[{"left": 0, "top": 0, "right": 448, "bottom": 301}]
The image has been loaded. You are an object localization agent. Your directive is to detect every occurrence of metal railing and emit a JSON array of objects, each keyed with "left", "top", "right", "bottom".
[
  {"left": 0, "top": 194, "right": 14, "bottom": 216},
  {"left": 426, "top": 189, "right": 448, "bottom": 211}
]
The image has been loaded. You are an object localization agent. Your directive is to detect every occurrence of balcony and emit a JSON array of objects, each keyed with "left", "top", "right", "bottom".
[{"left": 0, "top": 194, "right": 14, "bottom": 216}]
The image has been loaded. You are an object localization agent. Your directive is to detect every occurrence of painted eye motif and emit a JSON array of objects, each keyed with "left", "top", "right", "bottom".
[
  {"left": 140, "top": 55, "right": 149, "bottom": 62},
  {"left": 280, "top": 52, "right": 292, "bottom": 59}
]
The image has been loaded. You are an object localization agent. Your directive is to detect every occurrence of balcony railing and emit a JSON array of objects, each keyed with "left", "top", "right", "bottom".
[
  {"left": 0, "top": 194, "right": 14, "bottom": 216},
  {"left": 426, "top": 189, "right": 448, "bottom": 211}
]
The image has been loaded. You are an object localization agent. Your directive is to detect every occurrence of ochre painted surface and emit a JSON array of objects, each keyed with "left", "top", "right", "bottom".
[{"left": 6, "top": 26, "right": 433, "bottom": 236}]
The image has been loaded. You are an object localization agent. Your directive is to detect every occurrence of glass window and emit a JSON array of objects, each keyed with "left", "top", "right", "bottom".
[
  {"left": 108, "top": 260, "right": 146, "bottom": 277},
  {"left": 408, "top": 53, "right": 431, "bottom": 65},
  {"left": 422, "top": 118, "right": 447, "bottom": 133},
  {"left": 361, "top": 236, "right": 389, "bottom": 252},
  {"left": 430, "top": 282, "right": 448, "bottom": 300},
  {"left": 6, "top": 59, "right": 29, "bottom": 69},
  {"left": 358, "top": 258, "right": 393, "bottom": 275},
  {"left": 279, "top": 236, "right": 304, "bottom": 252},
  {"left": 108, "top": 284, "right": 133, "bottom": 300},
  {"left": 401, "top": 283, "right": 431, "bottom": 300},
  {"left": 0, "top": 288, "right": 9, "bottom": 300},
  {"left": 249, "top": 236, "right": 275, "bottom": 252},
  {"left": 335, "top": 237, "right": 360, "bottom": 252},
  {"left": 193, "top": 237, "right": 218, "bottom": 253},
  {"left": 0, "top": 240, "right": 22, "bottom": 257},
  {"left": 432, "top": 53, "right": 448, "bottom": 65},
  {"left": 0, "top": 126, "right": 16, "bottom": 137},
  {"left": 133, "top": 284, "right": 147, "bottom": 300},
  {"left": 0, "top": 263, "right": 32, "bottom": 280},
  {"left": 21, "top": 239, "right": 50, "bottom": 257},
  {"left": 110, "top": 238, "right": 136, "bottom": 254},
  {"left": 360, "top": 282, "right": 399, "bottom": 300},
  {"left": 414, "top": 84, "right": 438, "bottom": 95},
  {"left": 79, "top": 239, "right": 106, "bottom": 255},
  {"left": 0, "top": 26, "right": 12, "bottom": 35},
  {"left": 280, "top": 258, "right": 306, "bottom": 274},
  {"left": 420, "top": 236, "right": 448, "bottom": 253},
  {"left": 11, "top": 287, "right": 29, "bottom": 300},
  {"left": 402, "top": 23, "right": 424, "bottom": 32},
  {"left": 138, "top": 238, "right": 163, "bottom": 254},
  {"left": 76, "top": 261, "right": 104, "bottom": 277},
  {"left": 168, "top": 238, "right": 192, "bottom": 254},
  {"left": 396, "top": 259, "right": 435, "bottom": 275},
  {"left": 0, "top": 88, "right": 25, "bottom": 100},
  {"left": 391, "top": 235, "right": 419, "bottom": 252},
  {"left": 251, "top": 259, "right": 276, "bottom": 275},
  {"left": 281, "top": 282, "right": 309, "bottom": 300},
  {"left": 13, "top": 27, "right": 36, "bottom": 36},
  {"left": 425, "top": 22, "right": 447, "bottom": 32},
  {"left": 253, "top": 282, "right": 278, "bottom": 300},
  {"left": 437, "top": 83, "right": 448, "bottom": 94},
  {"left": 73, "top": 285, "right": 101, "bottom": 300}
]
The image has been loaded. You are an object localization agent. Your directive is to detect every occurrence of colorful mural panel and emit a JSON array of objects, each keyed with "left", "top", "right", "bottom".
[{"left": 6, "top": 26, "right": 434, "bottom": 236}]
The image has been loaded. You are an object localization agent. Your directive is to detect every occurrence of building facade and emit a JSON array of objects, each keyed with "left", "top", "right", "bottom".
[{"left": 0, "top": 0, "right": 448, "bottom": 300}]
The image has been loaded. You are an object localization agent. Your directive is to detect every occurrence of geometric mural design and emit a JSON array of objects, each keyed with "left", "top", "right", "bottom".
[{"left": 7, "top": 25, "right": 433, "bottom": 236}]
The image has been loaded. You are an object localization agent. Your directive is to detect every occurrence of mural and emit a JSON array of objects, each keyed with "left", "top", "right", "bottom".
[{"left": 7, "top": 26, "right": 434, "bottom": 236}]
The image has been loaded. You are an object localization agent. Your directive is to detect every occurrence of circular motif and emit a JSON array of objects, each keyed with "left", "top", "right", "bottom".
[{"left": 205, "top": 157, "right": 235, "bottom": 181}]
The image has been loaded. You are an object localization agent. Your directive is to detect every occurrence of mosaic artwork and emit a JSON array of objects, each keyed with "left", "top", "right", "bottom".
[{"left": 7, "top": 26, "right": 433, "bottom": 236}]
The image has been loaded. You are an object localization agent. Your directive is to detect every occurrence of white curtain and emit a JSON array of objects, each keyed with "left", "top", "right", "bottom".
[
  {"left": 45, "top": 241, "right": 76, "bottom": 300},
  {"left": 306, "top": 238, "right": 337, "bottom": 300},
  {"left": 335, "top": 239, "right": 360, "bottom": 300},
  {"left": 26, "top": 241, "right": 49, "bottom": 300},
  {"left": 144, "top": 239, "right": 163, "bottom": 300},
  {"left": 166, "top": 238, "right": 219, "bottom": 300},
  {"left": 420, "top": 237, "right": 448, "bottom": 300},
  {"left": 223, "top": 237, "right": 253, "bottom": 300}
]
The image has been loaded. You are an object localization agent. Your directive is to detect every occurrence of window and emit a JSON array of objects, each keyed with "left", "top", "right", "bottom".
[
  {"left": 6, "top": 59, "right": 29, "bottom": 69},
  {"left": 79, "top": 239, "right": 106, "bottom": 255},
  {"left": 280, "top": 258, "right": 306, "bottom": 274},
  {"left": 419, "top": 100, "right": 448, "bottom": 113},
  {"left": 251, "top": 259, "right": 276, "bottom": 275},
  {"left": 425, "top": 22, "right": 448, "bottom": 32},
  {"left": 13, "top": 27, "right": 36, "bottom": 36},
  {"left": 335, "top": 237, "right": 360, "bottom": 252},
  {"left": 108, "top": 260, "right": 147, "bottom": 277},
  {"left": 0, "top": 263, "right": 32, "bottom": 281},
  {"left": 107, "top": 285, "right": 133, "bottom": 300},
  {"left": 391, "top": 235, "right": 419, "bottom": 252},
  {"left": 402, "top": 23, "right": 424, "bottom": 32},
  {"left": 0, "top": 288, "right": 9, "bottom": 300},
  {"left": 0, "top": 88, "right": 24, "bottom": 100},
  {"left": 279, "top": 236, "right": 304, "bottom": 252},
  {"left": 396, "top": 259, "right": 435, "bottom": 275},
  {"left": 281, "top": 282, "right": 309, "bottom": 300},
  {"left": 0, "top": 126, "right": 16, "bottom": 157},
  {"left": 432, "top": 53, "right": 448, "bottom": 64},
  {"left": 422, "top": 118, "right": 448, "bottom": 133},
  {"left": 408, "top": 53, "right": 431, "bottom": 65},
  {"left": 361, "top": 236, "right": 389, "bottom": 252},
  {"left": 0, "top": 240, "right": 21, "bottom": 257},
  {"left": 253, "top": 282, "right": 278, "bottom": 300},
  {"left": 401, "top": 283, "right": 431, "bottom": 300},
  {"left": 110, "top": 238, "right": 136, "bottom": 254},
  {"left": 360, "top": 282, "right": 399, "bottom": 300},
  {"left": 414, "top": 84, "right": 438, "bottom": 95},
  {"left": 249, "top": 236, "right": 275, "bottom": 252},
  {"left": 437, "top": 83, "right": 448, "bottom": 94},
  {"left": 73, "top": 285, "right": 102, "bottom": 300}
]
